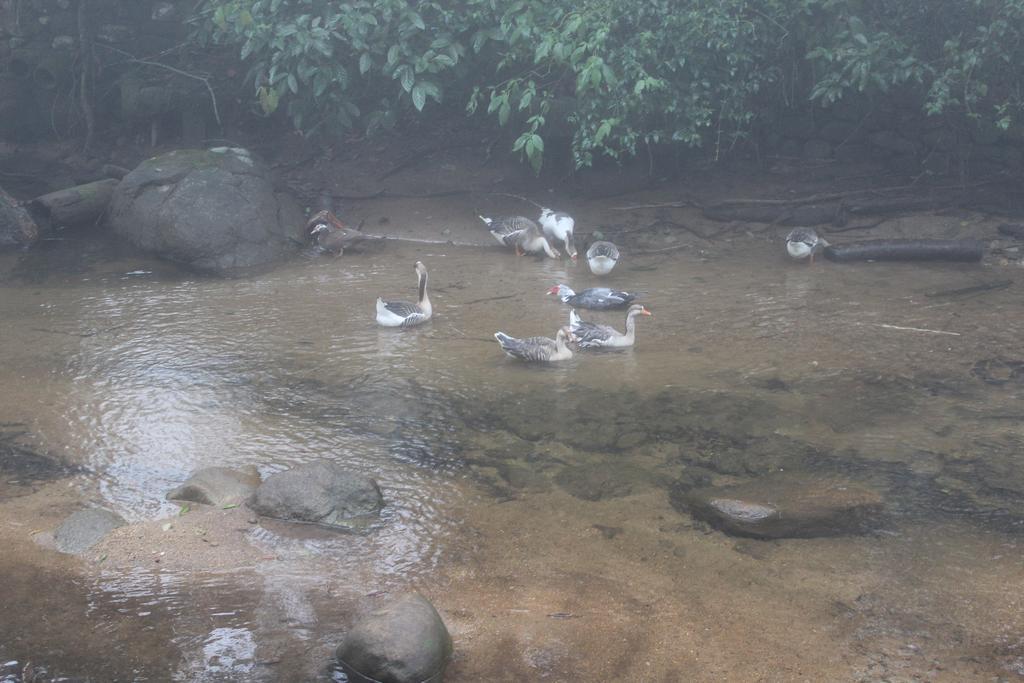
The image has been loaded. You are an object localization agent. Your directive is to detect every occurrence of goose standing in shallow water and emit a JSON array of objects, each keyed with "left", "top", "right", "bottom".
[
  {"left": 785, "top": 228, "right": 828, "bottom": 264},
  {"left": 478, "top": 215, "right": 560, "bottom": 258},
  {"left": 586, "top": 241, "right": 620, "bottom": 275},
  {"left": 547, "top": 283, "right": 639, "bottom": 310},
  {"left": 569, "top": 304, "right": 652, "bottom": 349},
  {"left": 375, "top": 261, "right": 432, "bottom": 328},
  {"left": 539, "top": 208, "right": 577, "bottom": 262},
  {"left": 494, "top": 327, "right": 575, "bottom": 362},
  {"left": 307, "top": 210, "right": 366, "bottom": 256}
]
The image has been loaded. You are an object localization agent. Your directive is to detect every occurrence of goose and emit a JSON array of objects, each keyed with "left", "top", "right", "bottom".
[
  {"left": 539, "top": 208, "right": 577, "bottom": 261},
  {"left": 785, "top": 228, "right": 829, "bottom": 264},
  {"left": 586, "top": 241, "right": 620, "bottom": 275},
  {"left": 494, "top": 327, "right": 575, "bottom": 362},
  {"left": 547, "top": 283, "right": 639, "bottom": 310},
  {"left": 375, "top": 261, "right": 432, "bottom": 328},
  {"left": 478, "top": 215, "right": 560, "bottom": 258},
  {"left": 569, "top": 304, "right": 651, "bottom": 349},
  {"left": 307, "top": 210, "right": 367, "bottom": 256}
]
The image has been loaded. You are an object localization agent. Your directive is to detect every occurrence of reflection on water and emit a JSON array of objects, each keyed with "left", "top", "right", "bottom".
[{"left": 2, "top": 232, "right": 1024, "bottom": 680}]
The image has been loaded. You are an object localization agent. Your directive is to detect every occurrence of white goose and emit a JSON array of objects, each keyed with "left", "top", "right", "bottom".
[
  {"left": 586, "top": 241, "right": 620, "bottom": 275},
  {"left": 539, "top": 208, "right": 577, "bottom": 261},
  {"left": 494, "top": 327, "right": 574, "bottom": 362},
  {"left": 375, "top": 261, "right": 432, "bottom": 328},
  {"left": 478, "top": 215, "right": 560, "bottom": 258},
  {"left": 569, "top": 304, "right": 651, "bottom": 349}
]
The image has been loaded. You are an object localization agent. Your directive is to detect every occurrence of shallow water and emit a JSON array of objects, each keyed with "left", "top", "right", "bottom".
[{"left": 1, "top": 230, "right": 1023, "bottom": 680}]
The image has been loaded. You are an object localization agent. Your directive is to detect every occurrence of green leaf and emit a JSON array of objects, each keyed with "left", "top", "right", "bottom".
[
  {"left": 409, "top": 12, "right": 426, "bottom": 31},
  {"left": 287, "top": 73, "right": 298, "bottom": 94},
  {"left": 359, "top": 53, "right": 372, "bottom": 75},
  {"left": 387, "top": 44, "right": 400, "bottom": 66},
  {"left": 399, "top": 65, "right": 415, "bottom": 92},
  {"left": 411, "top": 83, "right": 427, "bottom": 111},
  {"left": 498, "top": 100, "right": 511, "bottom": 126}
]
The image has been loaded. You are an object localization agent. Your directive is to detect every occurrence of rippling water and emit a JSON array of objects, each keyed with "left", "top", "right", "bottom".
[{"left": 1, "top": 231, "right": 1023, "bottom": 680}]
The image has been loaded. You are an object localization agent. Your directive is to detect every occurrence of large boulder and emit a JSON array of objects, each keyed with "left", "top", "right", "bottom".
[
  {"left": 53, "top": 508, "right": 126, "bottom": 554},
  {"left": 336, "top": 593, "right": 453, "bottom": 683},
  {"left": 673, "top": 472, "right": 884, "bottom": 539},
  {"left": 248, "top": 461, "right": 383, "bottom": 529},
  {"left": 1, "top": 184, "right": 39, "bottom": 248},
  {"left": 166, "top": 465, "right": 261, "bottom": 507},
  {"left": 107, "top": 147, "right": 303, "bottom": 273}
]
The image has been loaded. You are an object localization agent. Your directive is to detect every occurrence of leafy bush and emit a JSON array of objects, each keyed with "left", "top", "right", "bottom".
[{"left": 191, "top": 0, "right": 1024, "bottom": 170}]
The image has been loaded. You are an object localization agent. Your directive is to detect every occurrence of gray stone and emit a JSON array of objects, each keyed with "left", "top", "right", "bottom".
[
  {"left": 336, "top": 593, "right": 452, "bottom": 683},
  {"left": 1, "top": 184, "right": 38, "bottom": 248},
  {"left": 54, "top": 509, "right": 126, "bottom": 554},
  {"left": 674, "top": 472, "right": 883, "bottom": 539},
  {"left": 107, "top": 148, "right": 303, "bottom": 274},
  {"left": 167, "top": 465, "right": 261, "bottom": 507},
  {"left": 555, "top": 461, "right": 649, "bottom": 501},
  {"left": 248, "top": 461, "right": 383, "bottom": 529}
]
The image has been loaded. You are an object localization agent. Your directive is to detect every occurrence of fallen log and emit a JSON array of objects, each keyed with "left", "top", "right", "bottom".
[
  {"left": 824, "top": 239, "right": 984, "bottom": 263},
  {"left": 28, "top": 178, "right": 118, "bottom": 228}
]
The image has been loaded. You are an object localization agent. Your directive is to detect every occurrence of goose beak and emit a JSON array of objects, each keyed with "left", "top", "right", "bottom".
[
  {"left": 642, "top": 307, "right": 653, "bottom": 318},
  {"left": 546, "top": 286, "right": 558, "bottom": 295}
]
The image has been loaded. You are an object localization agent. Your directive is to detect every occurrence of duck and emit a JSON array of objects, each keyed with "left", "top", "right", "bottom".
[
  {"left": 494, "top": 327, "right": 575, "bottom": 362},
  {"left": 478, "top": 215, "right": 560, "bottom": 258},
  {"left": 785, "top": 228, "right": 829, "bottom": 264},
  {"left": 569, "top": 304, "right": 652, "bottom": 349},
  {"left": 539, "top": 208, "right": 577, "bottom": 261},
  {"left": 586, "top": 240, "right": 620, "bottom": 275},
  {"left": 307, "top": 209, "right": 367, "bottom": 256},
  {"left": 547, "top": 283, "right": 639, "bottom": 310},
  {"left": 375, "top": 261, "right": 432, "bottom": 328}
]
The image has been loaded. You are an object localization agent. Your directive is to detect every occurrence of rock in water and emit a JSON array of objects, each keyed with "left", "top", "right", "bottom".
[
  {"left": 0, "top": 184, "right": 39, "bottom": 248},
  {"left": 53, "top": 509, "right": 126, "bottom": 554},
  {"left": 673, "top": 473, "right": 883, "bottom": 538},
  {"left": 248, "top": 461, "right": 383, "bottom": 529},
  {"left": 107, "top": 147, "right": 303, "bottom": 274},
  {"left": 336, "top": 593, "right": 453, "bottom": 683},
  {"left": 166, "top": 465, "right": 261, "bottom": 507}
]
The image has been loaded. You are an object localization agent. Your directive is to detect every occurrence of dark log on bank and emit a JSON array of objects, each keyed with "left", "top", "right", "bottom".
[
  {"left": 824, "top": 239, "right": 984, "bottom": 263},
  {"left": 28, "top": 178, "right": 118, "bottom": 228}
]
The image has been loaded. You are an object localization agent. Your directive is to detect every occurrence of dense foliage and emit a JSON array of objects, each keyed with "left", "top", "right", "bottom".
[{"left": 192, "top": 0, "right": 1024, "bottom": 170}]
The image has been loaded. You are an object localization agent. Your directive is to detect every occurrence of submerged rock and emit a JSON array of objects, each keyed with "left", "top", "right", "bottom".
[
  {"left": 53, "top": 508, "right": 126, "bottom": 554},
  {"left": 673, "top": 472, "right": 884, "bottom": 539},
  {"left": 166, "top": 465, "right": 261, "bottom": 507},
  {"left": 248, "top": 461, "right": 383, "bottom": 529},
  {"left": 555, "top": 461, "right": 651, "bottom": 501},
  {"left": 336, "top": 593, "right": 452, "bottom": 683},
  {"left": 107, "top": 147, "right": 303, "bottom": 274}
]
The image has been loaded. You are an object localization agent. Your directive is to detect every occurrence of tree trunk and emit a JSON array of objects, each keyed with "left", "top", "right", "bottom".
[{"left": 28, "top": 178, "right": 117, "bottom": 228}]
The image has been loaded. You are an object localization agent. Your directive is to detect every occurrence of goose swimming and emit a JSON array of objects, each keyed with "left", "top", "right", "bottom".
[
  {"left": 569, "top": 304, "right": 651, "bottom": 349},
  {"left": 375, "top": 261, "right": 432, "bottom": 328},
  {"left": 547, "top": 283, "right": 639, "bottom": 310},
  {"left": 478, "top": 215, "right": 560, "bottom": 258},
  {"left": 494, "top": 326, "right": 575, "bottom": 362}
]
